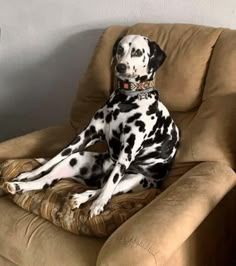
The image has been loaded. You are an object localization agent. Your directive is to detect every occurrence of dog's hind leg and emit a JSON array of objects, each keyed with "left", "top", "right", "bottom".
[
  {"left": 112, "top": 173, "right": 160, "bottom": 194},
  {"left": 13, "top": 112, "right": 106, "bottom": 182},
  {"left": 69, "top": 173, "right": 158, "bottom": 211},
  {"left": 4, "top": 151, "right": 114, "bottom": 195},
  {"left": 89, "top": 128, "right": 147, "bottom": 217}
]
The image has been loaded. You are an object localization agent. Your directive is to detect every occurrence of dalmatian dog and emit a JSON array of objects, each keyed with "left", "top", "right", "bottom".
[{"left": 4, "top": 35, "right": 180, "bottom": 217}]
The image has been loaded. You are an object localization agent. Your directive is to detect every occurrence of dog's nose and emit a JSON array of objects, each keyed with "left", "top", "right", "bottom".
[{"left": 116, "top": 63, "right": 127, "bottom": 73}]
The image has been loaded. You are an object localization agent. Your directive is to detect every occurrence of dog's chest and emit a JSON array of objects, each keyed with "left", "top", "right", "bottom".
[
  {"left": 102, "top": 91, "right": 160, "bottom": 160},
  {"left": 105, "top": 92, "right": 154, "bottom": 131}
]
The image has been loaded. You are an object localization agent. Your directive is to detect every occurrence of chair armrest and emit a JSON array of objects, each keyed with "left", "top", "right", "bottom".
[
  {"left": 0, "top": 123, "right": 76, "bottom": 159},
  {"left": 97, "top": 161, "right": 236, "bottom": 266}
]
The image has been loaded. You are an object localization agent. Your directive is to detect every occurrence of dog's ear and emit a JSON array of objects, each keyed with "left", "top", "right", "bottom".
[
  {"left": 112, "top": 37, "right": 123, "bottom": 58},
  {"left": 148, "top": 40, "right": 166, "bottom": 72},
  {"left": 111, "top": 36, "right": 123, "bottom": 66}
]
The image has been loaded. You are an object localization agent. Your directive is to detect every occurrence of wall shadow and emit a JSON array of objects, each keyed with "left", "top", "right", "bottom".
[{"left": 0, "top": 28, "right": 104, "bottom": 141}]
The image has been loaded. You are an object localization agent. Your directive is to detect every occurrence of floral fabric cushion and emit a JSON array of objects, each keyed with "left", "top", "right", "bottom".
[{"left": 0, "top": 159, "right": 160, "bottom": 237}]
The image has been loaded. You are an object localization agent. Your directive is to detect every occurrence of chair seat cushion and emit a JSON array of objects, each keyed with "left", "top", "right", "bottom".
[
  {"left": 0, "top": 196, "right": 104, "bottom": 266},
  {"left": 0, "top": 159, "right": 160, "bottom": 237}
]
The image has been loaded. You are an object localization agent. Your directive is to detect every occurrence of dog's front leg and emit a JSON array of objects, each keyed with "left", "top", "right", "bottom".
[
  {"left": 89, "top": 132, "right": 144, "bottom": 217},
  {"left": 89, "top": 161, "right": 127, "bottom": 217},
  {"left": 14, "top": 112, "right": 105, "bottom": 182}
]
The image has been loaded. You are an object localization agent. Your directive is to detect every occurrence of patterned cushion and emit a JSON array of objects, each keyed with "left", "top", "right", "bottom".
[{"left": 0, "top": 159, "right": 160, "bottom": 237}]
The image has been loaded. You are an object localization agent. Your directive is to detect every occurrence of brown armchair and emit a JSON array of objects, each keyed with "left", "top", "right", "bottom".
[{"left": 0, "top": 23, "right": 235, "bottom": 266}]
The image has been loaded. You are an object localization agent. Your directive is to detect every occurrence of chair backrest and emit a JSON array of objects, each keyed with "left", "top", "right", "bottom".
[{"left": 70, "top": 23, "right": 236, "bottom": 168}]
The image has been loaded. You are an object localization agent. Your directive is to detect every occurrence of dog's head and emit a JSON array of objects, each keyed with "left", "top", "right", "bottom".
[{"left": 112, "top": 35, "right": 166, "bottom": 83}]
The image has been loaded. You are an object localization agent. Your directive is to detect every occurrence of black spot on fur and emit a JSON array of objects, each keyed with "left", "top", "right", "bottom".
[
  {"left": 125, "top": 134, "right": 136, "bottom": 160},
  {"left": 124, "top": 125, "right": 131, "bottom": 134},
  {"left": 135, "top": 120, "right": 145, "bottom": 132},
  {"left": 142, "top": 138, "right": 154, "bottom": 148},
  {"left": 146, "top": 101, "right": 158, "bottom": 116},
  {"left": 153, "top": 130, "right": 169, "bottom": 143},
  {"left": 41, "top": 169, "right": 51, "bottom": 176},
  {"left": 92, "top": 164, "right": 100, "bottom": 173},
  {"left": 140, "top": 75, "right": 148, "bottom": 82},
  {"left": 112, "top": 129, "right": 120, "bottom": 139},
  {"left": 118, "top": 102, "right": 139, "bottom": 112},
  {"left": 127, "top": 113, "right": 142, "bottom": 123},
  {"left": 106, "top": 112, "right": 113, "bottom": 123},
  {"left": 158, "top": 126, "right": 178, "bottom": 159},
  {"left": 61, "top": 148, "right": 71, "bottom": 156},
  {"left": 138, "top": 151, "right": 162, "bottom": 161},
  {"left": 113, "top": 109, "right": 120, "bottom": 120},
  {"left": 43, "top": 183, "right": 50, "bottom": 189},
  {"left": 94, "top": 111, "right": 104, "bottom": 120},
  {"left": 50, "top": 179, "right": 58, "bottom": 187},
  {"left": 85, "top": 126, "right": 96, "bottom": 138},
  {"left": 85, "top": 177, "right": 103, "bottom": 188},
  {"left": 148, "top": 114, "right": 162, "bottom": 137},
  {"left": 109, "top": 137, "right": 121, "bottom": 160},
  {"left": 142, "top": 178, "right": 148, "bottom": 188},
  {"left": 110, "top": 93, "right": 138, "bottom": 113},
  {"left": 80, "top": 167, "right": 88, "bottom": 175},
  {"left": 70, "top": 158, "right": 77, "bottom": 167},
  {"left": 72, "top": 147, "right": 80, "bottom": 154},
  {"left": 120, "top": 164, "right": 126, "bottom": 174},
  {"left": 113, "top": 173, "right": 119, "bottom": 183},
  {"left": 90, "top": 125, "right": 96, "bottom": 133},
  {"left": 89, "top": 194, "right": 92, "bottom": 198},
  {"left": 119, "top": 123, "right": 123, "bottom": 133},
  {"left": 146, "top": 163, "right": 171, "bottom": 180},
  {"left": 97, "top": 129, "right": 105, "bottom": 140},
  {"left": 94, "top": 153, "right": 110, "bottom": 167},
  {"left": 18, "top": 178, "right": 28, "bottom": 182},
  {"left": 148, "top": 111, "right": 172, "bottom": 138},
  {"left": 107, "top": 92, "right": 128, "bottom": 108},
  {"left": 15, "top": 183, "right": 21, "bottom": 192}
]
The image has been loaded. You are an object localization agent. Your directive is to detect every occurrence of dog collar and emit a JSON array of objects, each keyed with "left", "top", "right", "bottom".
[
  {"left": 116, "top": 79, "right": 158, "bottom": 99},
  {"left": 117, "top": 87, "right": 156, "bottom": 100},
  {"left": 117, "top": 79, "right": 155, "bottom": 91}
]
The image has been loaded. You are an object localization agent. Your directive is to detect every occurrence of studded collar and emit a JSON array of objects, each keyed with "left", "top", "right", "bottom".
[{"left": 116, "top": 79, "right": 159, "bottom": 99}]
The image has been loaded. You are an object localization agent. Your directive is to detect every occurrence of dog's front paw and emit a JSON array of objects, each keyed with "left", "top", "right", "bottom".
[
  {"left": 69, "top": 190, "right": 97, "bottom": 210},
  {"left": 89, "top": 197, "right": 109, "bottom": 218},
  {"left": 3, "top": 182, "right": 21, "bottom": 195},
  {"left": 69, "top": 193, "right": 87, "bottom": 210}
]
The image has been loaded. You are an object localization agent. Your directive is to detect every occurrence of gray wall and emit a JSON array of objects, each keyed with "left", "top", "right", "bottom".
[{"left": 1, "top": 0, "right": 236, "bottom": 141}]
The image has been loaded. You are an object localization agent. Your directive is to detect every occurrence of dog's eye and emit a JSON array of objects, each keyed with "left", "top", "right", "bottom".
[
  {"left": 117, "top": 46, "right": 124, "bottom": 55},
  {"left": 135, "top": 49, "right": 142, "bottom": 57}
]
